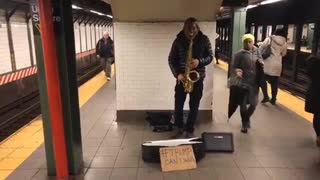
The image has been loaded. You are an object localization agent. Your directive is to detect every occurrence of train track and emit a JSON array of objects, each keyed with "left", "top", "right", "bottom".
[{"left": 0, "top": 64, "right": 102, "bottom": 142}]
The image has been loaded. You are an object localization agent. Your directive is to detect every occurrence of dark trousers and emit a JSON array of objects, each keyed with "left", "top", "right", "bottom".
[
  {"left": 314, "top": 114, "right": 320, "bottom": 136},
  {"left": 100, "top": 57, "right": 114, "bottom": 78},
  {"left": 229, "top": 86, "right": 256, "bottom": 127},
  {"left": 174, "top": 79, "right": 203, "bottom": 133},
  {"left": 261, "top": 74, "right": 279, "bottom": 100}
]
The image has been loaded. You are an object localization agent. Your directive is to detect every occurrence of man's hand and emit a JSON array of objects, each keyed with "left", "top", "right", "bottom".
[
  {"left": 96, "top": 55, "right": 100, "bottom": 59},
  {"left": 235, "top": 69, "right": 243, "bottom": 79},
  {"left": 177, "top": 74, "right": 185, "bottom": 84},
  {"left": 258, "top": 59, "right": 264, "bottom": 68},
  {"left": 190, "top": 59, "right": 200, "bottom": 69}
]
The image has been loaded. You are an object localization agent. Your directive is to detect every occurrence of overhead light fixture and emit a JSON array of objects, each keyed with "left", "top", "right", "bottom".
[
  {"left": 89, "top": 10, "right": 104, "bottom": 16},
  {"left": 72, "top": 5, "right": 83, "bottom": 10},
  {"left": 260, "top": 0, "right": 283, "bottom": 5},
  {"left": 89, "top": 10, "right": 113, "bottom": 19},
  {"left": 246, "top": 0, "right": 284, "bottom": 9},
  {"left": 246, "top": 5, "right": 258, "bottom": 9}
]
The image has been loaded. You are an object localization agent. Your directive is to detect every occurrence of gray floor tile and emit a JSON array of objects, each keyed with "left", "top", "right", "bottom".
[
  {"left": 82, "top": 147, "right": 99, "bottom": 157},
  {"left": 83, "top": 156, "right": 94, "bottom": 168},
  {"left": 114, "top": 155, "right": 140, "bottom": 167},
  {"left": 240, "top": 168, "right": 272, "bottom": 180},
  {"left": 96, "top": 147, "right": 121, "bottom": 157},
  {"left": 100, "top": 138, "right": 123, "bottom": 147},
  {"left": 265, "top": 168, "right": 299, "bottom": 180},
  {"left": 118, "top": 146, "right": 141, "bottom": 157},
  {"left": 234, "top": 156, "right": 262, "bottom": 168},
  {"left": 84, "top": 168, "right": 112, "bottom": 180},
  {"left": 197, "top": 155, "right": 237, "bottom": 168},
  {"left": 110, "top": 168, "right": 137, "bottom": 180},
  {"left": 6, "top": 169, "right": 38, "bottom": 180},
  {"left": 137, "top": 168, "right": 163, "bottom": 180},
  {"left": 31, "top": 169, "right": 55, "bottom": 180},
  {"left": 189, "top": 168, "right": 218, "bottom": 180},
  {"left": 82, "top": 138, "right": 104, "bottom": 147},
  {"left": 214, "top": 168, "right": 245, "bottom": 180},
  {"left": 162, "top": 170, "right": 190, "bottom": 180},
  {"left": 295, "top": 168, "right": 320, "bottom": 180},
  {"left": 91, "top": 156, "right": 117, "bottom": 168},
  {"left": 17, "top": 158, "right": 45, "bottom": 170}
]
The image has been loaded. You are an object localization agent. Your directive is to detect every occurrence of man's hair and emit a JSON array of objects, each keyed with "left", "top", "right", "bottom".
[
  {"left": 183, "top": 17, "right": 200, "bottom": 30},
  {"left": 274, "top": 28, "right": 287, "bottom": 38}
]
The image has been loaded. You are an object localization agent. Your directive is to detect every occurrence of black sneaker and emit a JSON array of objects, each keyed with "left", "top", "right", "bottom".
[
  {"left": 261, "top": 98, "right": 270, "bottom": 103},
  {"left": 185, "top": 132, "right": 195, "bottom": 138},
  {"left": 270, "top": 99, "right": 276, "bottom": 105},
  {"left": 241, "top": 126, "right": 248, "bottom": 133},
  {"left": 170, "top": 129, "right": 185, "bottom": 139}
]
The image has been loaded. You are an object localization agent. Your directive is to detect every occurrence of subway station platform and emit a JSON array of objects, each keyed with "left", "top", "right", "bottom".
[{"left": 5, "top": 65, "right": 320, "bottom": 180}]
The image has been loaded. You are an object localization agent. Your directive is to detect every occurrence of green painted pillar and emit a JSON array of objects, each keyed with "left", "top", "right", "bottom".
[
  {"left": 30, "top": 0, "right": 56, "bottom": 176},
  {"left": 54, "top": 0, "right": 84, "bottom": 174},
  {"left": 29, "top": 0, "right": 83, "bottom": 176},
  {"left": 231, "top": 7, "right": 247, "bottom": 56}
]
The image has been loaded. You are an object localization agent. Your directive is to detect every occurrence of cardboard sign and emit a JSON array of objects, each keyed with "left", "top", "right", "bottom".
[{"left": 159, "top": 145, "right": 197, "bottom": 172}]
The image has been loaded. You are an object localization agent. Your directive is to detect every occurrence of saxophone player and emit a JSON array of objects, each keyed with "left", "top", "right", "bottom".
[{"left": 168, "top": 17, "right": 213, "bottom": 138}]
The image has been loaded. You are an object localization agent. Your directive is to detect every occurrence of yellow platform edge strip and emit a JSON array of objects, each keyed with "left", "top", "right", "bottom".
[
  {"left": 0, "top": 67, "right": 113, "bottom": 179},
  {"left": 216, "top": 60, "right": 313, "bottom": 122}
]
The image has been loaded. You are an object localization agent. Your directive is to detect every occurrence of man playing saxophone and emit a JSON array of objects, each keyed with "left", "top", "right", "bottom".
[{"left": 168, "top": 17, "right": 213, "bottom": 138}]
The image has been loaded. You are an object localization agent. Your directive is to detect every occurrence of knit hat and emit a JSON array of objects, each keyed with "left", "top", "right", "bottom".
[{"left": 242, "top": 34, "right": 255, "bottom": 43}]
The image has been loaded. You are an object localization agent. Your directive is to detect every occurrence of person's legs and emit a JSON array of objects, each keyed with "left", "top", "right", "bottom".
[
  {"left": 240, "top": 89, "right": 256, "bottom": 133},
  {"left": 185, "top": 80, "right": 203, "bottom": 136},
  {"left": 105, "top": 57, "right": 113, "bottom": 79},
  {"left": 100, "top": 57, "right": 107, "bottom": 76},
  {"left": 260, "top": 74, "right": 270, "bottom": 103},
  {"left": 313, "top": 114, "right": 320, "bottom": 146},
  {"left": 269, "top": 76, "right": 279, "bottom": 105},
  {"left": 172, "top": 82, "right": 187, "bottom": 138},
  {"left": 228, "top": 86, "right": 239, "bottom": 119}
]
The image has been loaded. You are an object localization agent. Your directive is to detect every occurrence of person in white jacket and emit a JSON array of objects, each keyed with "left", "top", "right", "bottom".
[{"left": 259, "top": 28, "right": 287, "bottom": 105}]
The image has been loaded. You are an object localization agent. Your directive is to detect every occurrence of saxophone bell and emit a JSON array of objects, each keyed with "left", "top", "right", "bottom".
[{"left": 186, "top": 70, "right": 200, "bottom": 83}]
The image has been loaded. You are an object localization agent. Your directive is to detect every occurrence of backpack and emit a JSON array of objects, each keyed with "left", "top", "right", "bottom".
[
  {"left": 260, "top": 37, "right": 272, "bottom": 59},
  {"left": 145, "top": 112, "right": 173, "bottom": 132}
]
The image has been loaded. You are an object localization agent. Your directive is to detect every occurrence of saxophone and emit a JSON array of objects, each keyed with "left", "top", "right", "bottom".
[{"left": 183, "top": 39, "right": 200, "bottom": 93}]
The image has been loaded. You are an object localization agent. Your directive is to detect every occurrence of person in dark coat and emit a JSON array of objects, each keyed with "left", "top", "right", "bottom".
[
  {"left": 168, "top": 17, "right": 213, "bottom": 138},
  {"left": 215, "top": 36, "right": 220, "bottom": 64},
  {"left": 228, "top": 34, "right": 264, "bottom": 133},
  {"left": 305, "top": 55, "right": 320, "bottom": 146},
  {"left": 96, "top": 31, "right": 114, "bottom": 81}
]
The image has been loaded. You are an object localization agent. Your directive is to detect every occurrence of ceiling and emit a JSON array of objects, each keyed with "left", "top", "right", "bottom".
[{"left": 110, "top": 0, "right": 223, "bottom": 22}]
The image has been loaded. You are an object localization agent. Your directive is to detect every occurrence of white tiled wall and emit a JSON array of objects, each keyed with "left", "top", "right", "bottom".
[
  {"left": 12, "top": 23, "right": 31, "bottom": 70},
  {"left": 74, "top": 23, "right": 81, "bottom": 53},
  {"left": 0, "top": 23, "right": 11, "bottom": 74},
  {"left": 114, "top": 22, "right": 216, "bottom": 110}
]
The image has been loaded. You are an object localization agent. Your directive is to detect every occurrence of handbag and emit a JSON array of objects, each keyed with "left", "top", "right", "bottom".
[
  {"left": 227, "top": 74, "right": 242, "bottom": 88},
  {"left": 261, "top": 37, "right": 272, "bottom": 59}
]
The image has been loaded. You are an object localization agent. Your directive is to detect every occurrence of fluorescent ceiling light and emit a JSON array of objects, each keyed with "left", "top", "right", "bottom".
[
  {"left": 247, "top": 5, "right": 258, "bottom": 9},
  {"left": 260, "top": 0, "right": 283, "bottom": 5},
  {"left": 72, "top": 5, "right": 82, "bottom": 9},
  {"left": 90, "top": 10, "right": 105, "bottom": 16},
  {"left": 90, "top": 10, "right": 113, "bottom": 19}
]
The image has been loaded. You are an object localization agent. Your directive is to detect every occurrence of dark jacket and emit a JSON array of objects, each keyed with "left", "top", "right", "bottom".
[
  {"left": 168, "top": 31, "right": 213, "bottom": 79},
  {"left": 96, "top": 37, "right": 114, "bottom": 58},
  {"left": 230, "top": 46, "right": 264, "bottom": 106},
  {"left": 305, "top": 55, "right": 320, "bottom": 114}
]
